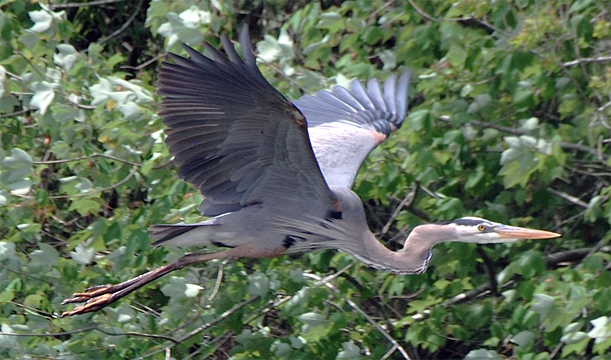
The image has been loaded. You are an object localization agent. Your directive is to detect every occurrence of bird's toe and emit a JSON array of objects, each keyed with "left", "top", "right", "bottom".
[{"left": 60, "top": 293, "right": 114, "bottom": 317}]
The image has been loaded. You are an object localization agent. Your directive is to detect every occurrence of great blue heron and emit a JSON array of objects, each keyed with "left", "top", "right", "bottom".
[{"left": 61, "top": 26, "right": 560, "bottom": 317}]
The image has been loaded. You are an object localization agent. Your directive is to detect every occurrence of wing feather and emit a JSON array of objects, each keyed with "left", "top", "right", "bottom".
[
  {"left": 293, "top": 70, "right": 411, "bottom": 189},
  {"left": 157, "top": 26, "right": 336, "bottom": 217}
]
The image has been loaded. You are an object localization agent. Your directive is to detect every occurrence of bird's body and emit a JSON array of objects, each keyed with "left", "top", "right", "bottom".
[
  {"left": 61, "top": 26, "right": 560, "bottom": 317},
  {"left": 149, "top": 186, "right": 366, "bottom": 256},
  {"left": 146, "top": 25, "right": 411, "bottom": 257}
]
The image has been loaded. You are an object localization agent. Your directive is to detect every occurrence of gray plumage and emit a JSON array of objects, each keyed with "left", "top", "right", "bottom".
[{"left": 60, "top": 26, "right": 560, "bottom": 317}]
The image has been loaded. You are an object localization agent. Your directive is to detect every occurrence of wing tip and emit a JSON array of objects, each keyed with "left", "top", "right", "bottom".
[{"left": 297, "top": 69, "right": 412, "bottom": 131}]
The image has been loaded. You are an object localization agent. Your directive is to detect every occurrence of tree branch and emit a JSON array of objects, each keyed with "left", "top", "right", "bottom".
[
  {"left": 98, "top": 0, "right": 143, "bottom": 44},
  {"left": 547, "top": 187, "right": 589, "bottom": 209},
  {"left": 562, "top": 56, "right": 611, "bottom": 67},
  {"left": 49, "top": 0, "right": 127, "bottom": 9},
  {"left": 379, "top": 184, "right": 417, "bottom": 238},
  {"left": 33, "top": 153, "right": 142, "bottom": 167}
]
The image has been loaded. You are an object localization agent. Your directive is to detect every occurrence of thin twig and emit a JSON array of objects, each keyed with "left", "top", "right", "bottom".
[
  {"left": 476, "top": 247, "right": 498, "bottom": 294},
  {"left": 547, "top": 187, "right": 589, "bottom": 208},
  {"left": 0, "top": 108, "right": 30, "bottom": 119},
  {"left": 419, "top": 184, "right": 442, "bottom": 200},
  {"left": 549, "top": 341, "right": 563, "bottom": 359},
  {"left": 98, "top": 0, "right": 144, "bottom": 45},
  {"left": 258, "top": 56, "right": 310, "bottom": 94},
  {"left": 121, "top": 53, "right": 166, "bottom": 71},
  {"left": 190, "top": 331, "right": 232, "bottom": 359},
  {"left": 94, "top": 326, "right": 179, "bottom": 344},
  {"left": 207, "top": 259, "right": 228, "bottom": 303},
  {"left": 369, "top": 0, "right": 396, "bottom": 22},
  {"left": 562, "top": 56, "right": 611, "bottom": 67},
  {"left": 0, "top": 263, "right": 56, "bottom": 287},
  {"left": 175, "top": 296, "right": 260, "bottom": 343},
  {"left": 379, "top": 184, "right": 417, "bottom": 238},
  {"left": 4, "top": 70, "right": 22, "bottom": 81},
  {"left": 13, "top": 164, "right": 139, "bottom": 200},
  {"left": 33, "top": 153, "right": 142, "bottom": 167},
  {"left": 65, "top": 97, "right": 96, "bottom": 110},
  {"left": 49, "top": 0, "right": 127, "bottom": 9},
  {"left": 380, "top": 344, "right": 399, "bottom": 360},
  {"left": 7, "top": 301, "right": 55, "bottom": 320},
  {"left": 595, "top": 100, "right": 611, "bottom": 114},
  {"left": 338, "top": 269, "right": 394, "bottom": 331},
  {"left": 0, "top": 325, "right": 97, "bottom": 337}
]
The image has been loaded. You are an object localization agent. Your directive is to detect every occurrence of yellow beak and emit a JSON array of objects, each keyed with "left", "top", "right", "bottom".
[{"left": 495, "top": 225, "right": 561, "bottom": 239}]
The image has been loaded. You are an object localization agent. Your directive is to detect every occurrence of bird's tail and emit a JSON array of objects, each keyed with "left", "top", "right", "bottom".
[{"left": 148, "top": 219, "right": 218, "bottom": 247}]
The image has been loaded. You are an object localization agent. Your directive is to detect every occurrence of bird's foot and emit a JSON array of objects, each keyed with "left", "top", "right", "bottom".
[
  {"left": 60, "top": 253, "right": 219, "bottom": 317},
  {"left": 60, "top": 284, "right": 120, "bottom": 317}
]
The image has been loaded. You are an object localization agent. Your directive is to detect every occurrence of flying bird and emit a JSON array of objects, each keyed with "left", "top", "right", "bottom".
[{"left": 61, "top": 26, "right": 560, "bottom": 317}]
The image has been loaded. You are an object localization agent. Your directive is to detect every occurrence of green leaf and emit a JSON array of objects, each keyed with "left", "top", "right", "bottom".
[
  {"left": 561, "top": 337, "right": 589, "bottom": 356},
  {"left": 378, "top": 50, "right": 396, "bottom": 70},
  {"left": 447, "top": 45, "right": 467, "bottom": 68},
  {"left": 569, "top": 0, "right": 594, "bottom": 13},
  {"left": 256, "top": 29, "right": 294, "bottom": 64},
  {"left": 1, "top": 148, "right": 33, "bottom": 171},
  {"left": 0, "top": 242, "right": 15, "bottom": 261},
  {"left": 54, "top": 43, "right": 78, "bottom": 73},
  {"left": 337, "top": 340, "right": 361, "bottom": 359},
  {"left": 467, "top": 94, "right": 492, "bottom": 113},
  {"left": 28, "top": 9, "right": 53, "bottom": 32},
  {"left": 531, "top": 294, "right": 554, "bottom": 317},
  {"left": 513, "top": 251, "right": 545, "bottom": 278},
  {"left": 161, "top": 276, "right": 188, "bottom": 301},
  {"left": 511, "top": 330, "right": 534, "bottom": 347},
  {"left": 588, "top": 316, "right": 611, "bottom": 344},
  {"left": 157, "top": 12, "right": 204, "bottom": 48},
  {"left": 69, "top": 243, "right": 95, "bottom": 265},
  {"left": 184, "top": 283, "right": 203, "bottom": 298},
  {"left": 29, "top": 81, "right": 60, "bottom": 115},
  {"left": 68, "top": 198, "right": 101, "bottom": 216},
  {"left": 0, "top": 323, "right": 17, "bottom": 348},
  {"left": 179, "top": 6, "right": 211, "bottom": 28},
  {"left": 561, "top": 322, "right": 587, "bottom": 344},
  {"left": 408, "top": 109, "right": 430, "bottom": 131},
  {"left": 316, "top": 12, "right": 344, "bottom": 32},
  {"left": 464, "top": 349, "right": 503, "bottom": 359},
  {"left": 0, "top": 288, "right": 14, "bottom": 302},
  {"left": 298, "top": 312, "right": 326, "bottom": 326},
  {"left": 247, "top": 272, "right": 271, "bottom": 297},
  {"left": 30, "top": 243, "right": 59, "bottom": 268}
]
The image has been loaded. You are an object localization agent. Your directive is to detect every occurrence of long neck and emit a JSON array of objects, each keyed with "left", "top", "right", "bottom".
[
  {"left": 343, "top": 230, "right": 432, "bottom": 275},
  {"left": 328, "top": 187, "right": 435, "bottom": 275}
]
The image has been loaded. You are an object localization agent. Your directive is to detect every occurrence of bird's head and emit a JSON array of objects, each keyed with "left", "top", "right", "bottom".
[
  {"left": 431, "top": 216, "right": 561, "bottom": 244},
  {"left": 397, "top": 216, "right": 561, "bottom": 274}
]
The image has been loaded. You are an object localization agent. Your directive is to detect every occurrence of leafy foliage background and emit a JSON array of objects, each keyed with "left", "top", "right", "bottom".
[{"left": 0, "top": 0, "right": 610, "bottom": 359}]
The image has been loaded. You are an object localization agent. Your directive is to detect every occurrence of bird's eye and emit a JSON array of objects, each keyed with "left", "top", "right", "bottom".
[{"left": 477, "top": 225, "right": 486, "bottom": 231}]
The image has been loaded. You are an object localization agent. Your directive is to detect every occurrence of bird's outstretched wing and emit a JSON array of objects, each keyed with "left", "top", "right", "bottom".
[
  {"left": 157, "top": 26, "right": 337, "bottom": 217},
  {"left": 293, "top": 71, "right": 410, "bottom": 189}
]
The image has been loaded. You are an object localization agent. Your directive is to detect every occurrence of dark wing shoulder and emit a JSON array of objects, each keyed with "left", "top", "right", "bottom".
[
  {"left": 157, "top": 26, "right": 336, "bottom": 217},
  {"left": 292, "top": 71, "right": 410, "bottom": 189}
]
